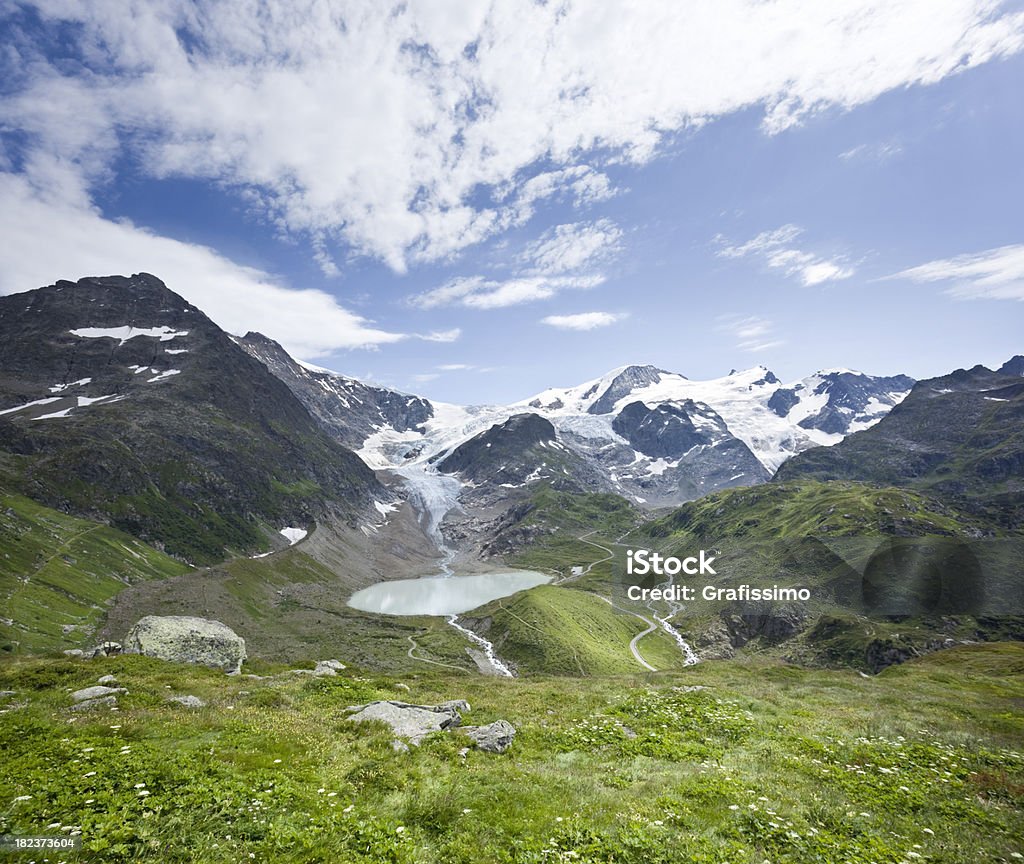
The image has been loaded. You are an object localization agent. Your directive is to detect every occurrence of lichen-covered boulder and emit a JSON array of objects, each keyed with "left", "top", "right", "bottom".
[
  {"left": 346, "top": 701, "right": 462, "bottom": 745},
  {"left": 124, "top": 616, "right": 246, "bottom": 673}
]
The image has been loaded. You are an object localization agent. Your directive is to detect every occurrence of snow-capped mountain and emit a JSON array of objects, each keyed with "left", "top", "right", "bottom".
[{"left": 238, "top": 339, "right": 913, "bottom": 510}]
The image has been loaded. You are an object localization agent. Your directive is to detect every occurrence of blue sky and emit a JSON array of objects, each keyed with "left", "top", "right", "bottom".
[{"left": 1, "top": 1, "right": 1022, "bottom": 404}]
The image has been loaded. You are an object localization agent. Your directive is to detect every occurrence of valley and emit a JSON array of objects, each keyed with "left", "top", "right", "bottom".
[{"left": 0, "top": 274, "right": 1021, "bottom": 862}]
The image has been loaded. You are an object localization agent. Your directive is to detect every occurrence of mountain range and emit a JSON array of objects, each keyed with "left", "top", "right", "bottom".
[{"left": 236, "top": 331, "right": 914, "bottom": 513}]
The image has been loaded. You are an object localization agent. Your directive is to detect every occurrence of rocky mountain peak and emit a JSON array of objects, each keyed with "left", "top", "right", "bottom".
[
  {"left": 588, "top": 364, "right": 674, "bottom": 415},
  {"left": 999, "top": 355, "right": 1024, "bottom": 377}
]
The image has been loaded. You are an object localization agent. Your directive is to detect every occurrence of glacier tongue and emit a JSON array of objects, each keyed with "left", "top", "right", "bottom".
[{"left": 391, "top": 464, "right": 463, "bottom": 551}]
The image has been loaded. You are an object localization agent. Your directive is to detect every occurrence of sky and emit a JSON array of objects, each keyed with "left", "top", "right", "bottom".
[{"left": 1, "top": 0, "right": 1022, "bottom": 404}]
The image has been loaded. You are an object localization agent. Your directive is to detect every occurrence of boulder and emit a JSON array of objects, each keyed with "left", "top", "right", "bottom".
[
  {"left": 97, "top": 674, "right": 118, "bottom": 685},
  {"left": 70, "top": 695, "right": 118, "bottom": 712},
  {"left": 167, "top": 694, "right": 206, "bottom": 708},
  {"left": 71, "top": 685, "right": 126, "bottom": 703},
  {"left": 313, "top": 659, "right": 346, "bottom": 677},
  {"left": 63, "top": 649, "right": 84, "bottom": 659},
  {"left": 347, "top": 701, "right": 462, "bottom": 745},
  {"left": 124, "top": 616, "right": 246, "bottom": 673},
  {"left": 462, "top": 720, "right": 516, "bottom": 753}
]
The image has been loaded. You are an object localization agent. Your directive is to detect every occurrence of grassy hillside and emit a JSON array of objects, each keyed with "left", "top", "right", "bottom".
[
  {"left": 0, "top": 644, "right": 1020, "bottom": 862},
  {"left": 0, "top": 491, "right": 189, "bottom": 655},
  {"left": 496, "top": 487, "right": 642, "bottom": 577},
  {"left": 643, "top": 480, "right": 988, "bottom": 542},
  {"left": 466, "top": 585, "right": 685, "bottom": 676}
]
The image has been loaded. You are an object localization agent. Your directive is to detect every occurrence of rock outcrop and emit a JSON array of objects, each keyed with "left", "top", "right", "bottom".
[{"left": 124, "top": 615, "right": 246, "bottom": 673}]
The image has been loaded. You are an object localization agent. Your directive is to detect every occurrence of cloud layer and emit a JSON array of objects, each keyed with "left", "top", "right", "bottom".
[{"left": 5, "top": 0, "right": 1022, "bottom": 271}]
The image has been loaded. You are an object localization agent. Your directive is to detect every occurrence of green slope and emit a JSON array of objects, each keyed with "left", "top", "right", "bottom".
[
  {"left": 643, "top": 480, "right": 988, "bottom": 542},
  {"left": 0, "top": 492, "right": 189, "bottom": 654},
  {"left": 466, "top": 585, "right": 684, "bottom": 676},
  {"left": 0, "top": 644, "right": 1021, "bottom": 862}
]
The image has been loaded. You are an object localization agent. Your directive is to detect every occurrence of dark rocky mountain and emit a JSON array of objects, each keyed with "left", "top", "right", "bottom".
[
  {"left": 437, "top": 413, "right": 609, "bottom": 493},
  {"left": 776, "top": 360, "right": 1024, "bottom": 525},
  {"left": 608, "top": 398, "right": 771, "bottom": 503},
  {"left": 999, "top": 355, "right": 1024, "bottom": 376},
  {"left": 0, "top": 274, "right": 381, "bottom": 563},
  {"left": 234, "top": 332, "right": 433, "bottom": 450},
  {"left": 768, "top": 370, "right": 915, "bottom": 435}
]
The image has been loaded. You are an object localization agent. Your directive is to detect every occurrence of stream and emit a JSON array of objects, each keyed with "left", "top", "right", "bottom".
[{"left": 365, "top": 464, "right": 522, "bottom": 676}]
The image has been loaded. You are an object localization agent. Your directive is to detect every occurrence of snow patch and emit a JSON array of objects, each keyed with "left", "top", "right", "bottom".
[
  {"left": 70, "top": 325, "right": 189, "bottom": 345},
  {"left": 279, "top": 527, "right": 308, "bottom": 545},
  {"left": 0, "top": 397, "right": 61, "bottom": 416},
  {"left": 49, "top": 378, "right": 92, "bottom": 393}
]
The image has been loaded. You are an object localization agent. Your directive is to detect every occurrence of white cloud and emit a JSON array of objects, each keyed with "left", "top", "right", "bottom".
[
  {"left": 717, "top": 315, "right": 786, "bottom": 352},
  {"left": 411, "top": 218, "right": 620, "bottom": 310},
  {"left": 411, "top": 274, "right": 604, "bottom": 310},
  {"left": 716, "top": 225, "right": 855, "bottom": 286},
  {"left": 4, "top": 0, "right": 1022, "bottom": 270},
  {"left": 888, "top": 244, "right": 1024, "bottom": 300},
  {"left": 417, "top": 328, "right": 462, "bottom": 343},
  {"left": 437, "top": 363, "right": 474, "bottom": 371},
  {"left": 0, "top": 172, "right": 404, "bottom": 357},
  {"left": 839, "top": 140, "right": 904, "bottom": 161},
  {"left": 521, "top": 220, "right": 622, "bottom": 275},
  {"left": 541, "top": 311, "right": 628, "bottom": 331}
]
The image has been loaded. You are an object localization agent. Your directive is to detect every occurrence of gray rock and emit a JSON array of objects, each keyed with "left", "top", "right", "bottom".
[
  {"left": 71, "top": 685, "right": 126, "bottom": 703},
  {"left": 63, "top": 649, "right": 84, "bottom": 659},
  {"left": 313, "top": 659, "right": 346, "bottom": 677},
  {"left": 0, "top": 690, "right": 15, "bottom": 700},
  {"left": 347, "top": 701, "right": 462, "bottom": 745},
  {"left": 167, "top": 694, "right": 206, "bottom": 708},
  {"left": 462, "top": 720, "right": 516, "bottom": 753},
  {"left": 124, "top": 616, "right": 246, "bottom": 673},
  {"left": 437, "top": 699, "right": 470, "bottom": 712},
  {"left": 89, "top": 641, "right": 122, "bottom": 659},
  {"left": 70, "top": 695, "right": 118, "bottom": 712},
  {"left": 97, "top": 674, "right": 118, "bottom": 685}
]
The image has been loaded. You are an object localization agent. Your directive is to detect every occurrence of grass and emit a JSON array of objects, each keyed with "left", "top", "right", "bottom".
[
  {"left": 0, "top": 492, "right": 190, "bottom": 655},
  {"left": 472, "top": 585, "right": 684, "bottom": 676},
  {"left": 0, "top": 644, "right": 1020, "bottom": 862}
]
